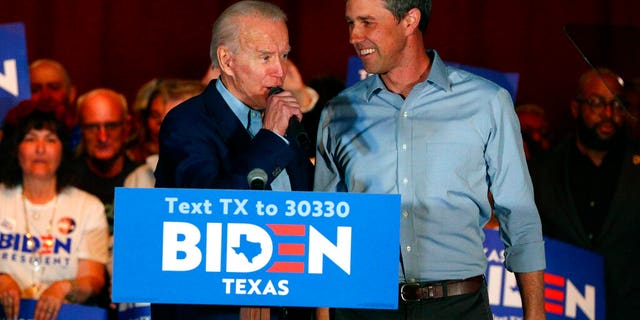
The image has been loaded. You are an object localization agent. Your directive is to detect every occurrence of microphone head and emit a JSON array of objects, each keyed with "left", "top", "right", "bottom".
[
  {"left": 247, "top": 168, "right": 268, "bottom": 190},
  {"left": 268, "top": 86, "right": 284, "bottom": 96}
]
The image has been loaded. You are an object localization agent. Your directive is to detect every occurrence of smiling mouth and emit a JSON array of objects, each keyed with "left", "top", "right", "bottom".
[{"left": 359, "top": 48, "right": 376, "bottom": 56}]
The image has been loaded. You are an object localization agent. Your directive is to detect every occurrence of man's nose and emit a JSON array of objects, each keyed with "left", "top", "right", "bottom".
[
  {"left": 97, "top": 126, "right": 109, "bottom": 141},
  {"left": 349, "top": 25, "right": 364, "bottom": 45}
]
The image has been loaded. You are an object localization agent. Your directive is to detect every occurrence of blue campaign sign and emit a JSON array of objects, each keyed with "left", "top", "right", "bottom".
[
  {"left": 0, "top": 299, "right": 107, "bottom": 319},
  {"left": 346, "top": 55, "right": 519, "bottom": 102},
  {"left": 484, "top": 229, "right": 605, "bottom": 320},
  {"left": 113, "top": 188, "right": 401, "bottom": 310},
  {"left": 0, "top": 22, "right": 31, "bottom": 123}
]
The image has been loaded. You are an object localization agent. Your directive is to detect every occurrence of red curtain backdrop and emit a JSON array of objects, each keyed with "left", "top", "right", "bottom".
[{"left": 2, "top": 0, "right": 639, "bottom": 135}]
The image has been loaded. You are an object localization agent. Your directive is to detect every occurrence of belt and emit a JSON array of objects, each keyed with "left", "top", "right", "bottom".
[{"left": 400, "top": 275, "right": 484, "bottom": 302}]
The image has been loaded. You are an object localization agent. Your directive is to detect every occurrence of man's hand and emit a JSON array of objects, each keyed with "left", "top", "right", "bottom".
[{"left": 263, "top": 89, "right": 303, "bottom": 137}]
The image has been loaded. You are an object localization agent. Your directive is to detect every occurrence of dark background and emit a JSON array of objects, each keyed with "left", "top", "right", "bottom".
[{"left": 2, "top": 0, "right": 639, "bottom": 136}]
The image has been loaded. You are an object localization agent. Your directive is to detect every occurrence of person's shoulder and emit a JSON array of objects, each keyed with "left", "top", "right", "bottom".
[
  {"left": 446, "top": 65, "right": 505, "bottom": 97},
  {"left": 60, "top": 186, "right": 104, "bottom": 207},
  {"left": 0, "top": 183, "right": 18, "bottom": 197},
  {"left": 163, "top": 88, "right": 208, "bottom": 123},
  {"left": 325, "top": 76, "right": 374, "bottom": 110},
  {"left": 123, "top": 156, "right": 143, "bottom": 174},
  {"left": 124, "top": 162, "right": 154, "bottom": 188},
  {"left": 529, "top": 137, "right": 573, "bottom": 174}
]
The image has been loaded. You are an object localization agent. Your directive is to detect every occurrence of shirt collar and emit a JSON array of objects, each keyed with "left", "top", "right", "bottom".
[
  {"left": 426, "top": 50, "right": 452, "bottom": 92},
  {"left": 215, "top": 78, "right": 257, "bottom": 128},
  {"left": 365, "top": 49, "right": 452, "bottom": 101}
]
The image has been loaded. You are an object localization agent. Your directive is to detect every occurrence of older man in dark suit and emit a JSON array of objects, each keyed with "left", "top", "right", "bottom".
[{"left": 152, "top": 1, "right": 313, "bottom": 319}]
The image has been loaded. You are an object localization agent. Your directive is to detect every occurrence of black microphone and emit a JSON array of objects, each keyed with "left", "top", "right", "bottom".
[
  {"left": 268, "top": 87, "right": 312, "bottom": 155},
  {"left": 247, "top": 168, "right": 268, "bottom": 190}
]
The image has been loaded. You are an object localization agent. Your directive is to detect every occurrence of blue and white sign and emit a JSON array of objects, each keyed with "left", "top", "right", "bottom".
[
  {"left": 0, "top": 22, "right": 31, "bottom": 123},
  {"left": 484, "top": 229, "right": 605, "bottom": 319},
  {"left": 113, "top": 188, "right": 401, "bottom": 310}
]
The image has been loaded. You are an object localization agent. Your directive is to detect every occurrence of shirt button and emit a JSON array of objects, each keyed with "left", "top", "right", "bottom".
[
  {"left": 403, "top": 111, "right": 409, "bottom": 118},
  {"left": 402, "top": 144, "right": 407, "bottom": 151},
  {"left": 402, "top": 178, "right": 409, "bottom": 184},
  {"left": 402, "top": 211, "right": 409, "bottom": 218},
  {"left": 406, "top": 246, "right": 412, "bottom": 252}
]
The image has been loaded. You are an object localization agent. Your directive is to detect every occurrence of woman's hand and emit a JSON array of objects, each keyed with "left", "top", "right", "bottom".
[
  {"left": 34, "top": 280, "right": 70, "bottom": 320},
  {"left": 0, "top": 273, "right": 21, "bottom": 319}
]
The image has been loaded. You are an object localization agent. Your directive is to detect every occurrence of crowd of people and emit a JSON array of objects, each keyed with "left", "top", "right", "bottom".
[{"left": 1, "top": 0, "right": 639, "bottom": 319}]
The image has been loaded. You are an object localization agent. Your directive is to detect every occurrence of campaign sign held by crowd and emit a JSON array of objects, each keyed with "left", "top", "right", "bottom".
[
  {"left": 112, "top": 188, "right": 401, "bottom": 309},
  {"left": 484, "top": 229, "right": 605, "bottom": 320},
  {"left": 0, "top": 22, "right": 31, "bottom": 123}
]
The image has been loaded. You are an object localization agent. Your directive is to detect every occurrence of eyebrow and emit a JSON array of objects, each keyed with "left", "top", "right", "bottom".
[
  {"left": 257, "top": 47, "right": 291, "bottom": 55},
  {"left": 346, "top": 15, "right": 375, "bottom": 22}
]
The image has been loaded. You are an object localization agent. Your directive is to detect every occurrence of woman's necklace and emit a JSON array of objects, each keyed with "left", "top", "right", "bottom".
[{"left": 21, "top": 191, "right": 58, "bottom": 298}]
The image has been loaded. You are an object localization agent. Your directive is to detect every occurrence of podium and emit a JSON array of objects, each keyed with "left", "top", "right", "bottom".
[{"left": 112, "top": 188, "right": 401, "bottom": 317}]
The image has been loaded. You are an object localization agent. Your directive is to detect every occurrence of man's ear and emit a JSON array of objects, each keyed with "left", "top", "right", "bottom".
[
  {"left": 68, "top": 85, "right": 77, "bottom": 106},
  {"left": 403, "top": 8, "right": 421, "bottom": 35},
  {"left": 570, "top": 99, "right": 580, "bottom": 119},
  {"left": 217, "top": 46, "right": 234, "bottom": 76}
]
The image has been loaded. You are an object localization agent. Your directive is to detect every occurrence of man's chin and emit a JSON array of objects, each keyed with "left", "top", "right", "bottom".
[{"left": 89, "top": 154, "right": 119, "bottom": 163}]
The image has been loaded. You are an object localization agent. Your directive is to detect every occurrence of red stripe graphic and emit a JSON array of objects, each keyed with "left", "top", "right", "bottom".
[
  {"left": 544, "top": 302, "right": 564, "bottom": 315},
  {"left": 267, "top": 262, "right": 305, "bottom": 273},
  {"left": 267, "top": 224, "right": 306, "bottom": 236},
  {"left": 544, "top": 273, "right": 565, "bottom": 287},
  {"left": 278, "top": 243, "right": 305, "bottom": 256},
  {"left": 544, "top": 288, "right": 565, "bottom": 301}
]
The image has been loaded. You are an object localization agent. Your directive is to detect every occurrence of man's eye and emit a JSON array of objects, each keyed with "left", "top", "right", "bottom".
[
  {"left": 588, "top": 98, "right": 603, "bottom": 106},
  {"left": 47, "top": 84, "right": 63, "bottom": 91}
]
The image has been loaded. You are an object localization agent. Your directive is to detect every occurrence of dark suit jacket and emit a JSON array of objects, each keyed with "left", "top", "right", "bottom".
[
  {"left": 152, "top": 80, "right": 313, "bottom": 320},
  {"left": 530, "top": 137, "right": 640, "bottom": 319}
]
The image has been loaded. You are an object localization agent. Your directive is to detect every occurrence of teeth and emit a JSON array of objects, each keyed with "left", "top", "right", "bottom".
[{"left": 360, "top": 48, "right": 376, "bottom": 55}]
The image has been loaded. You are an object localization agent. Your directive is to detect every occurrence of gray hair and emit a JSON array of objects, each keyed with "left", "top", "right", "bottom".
[
  {"left": 76, "top": 88, "right": 129, "bottom": 122},
  {"left": 383, "top": 0, "right": 432, "bottom": 32},
  {"left": 209, "top": 1, "right": 287, "bottom": 68}
]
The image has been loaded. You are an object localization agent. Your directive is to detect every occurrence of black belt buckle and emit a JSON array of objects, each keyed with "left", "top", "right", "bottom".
[
  {"left": 400, "top": 283, "right": 437, "bottom": 302},
  {"left": 400, "top": 283, "right": 420, "bottom": 302}
]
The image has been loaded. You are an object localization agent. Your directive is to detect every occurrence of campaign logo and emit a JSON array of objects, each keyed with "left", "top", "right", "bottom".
[
  {"left": 544, "top": 272, "right": 596, "bottom": 319},
  {"left": 484, "top": 229, "right": 604, "bottom": 320},
  {"left": 0, "top": 233, "right": 72, "bottom": 254},
  {"left": 161, "top": 222, "right": 351, "bottom": 275},
  {"left": 0, "top": 22, "right": 31, "bottom": 122}
]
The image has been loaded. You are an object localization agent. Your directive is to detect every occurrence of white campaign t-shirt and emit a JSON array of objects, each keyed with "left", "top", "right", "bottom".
[{"left": 0, "top": 184, "right": 109, "bottom": 297}]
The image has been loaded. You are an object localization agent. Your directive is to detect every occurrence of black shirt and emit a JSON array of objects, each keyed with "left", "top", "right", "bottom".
[
  {"left": 73, "top": 156, "right": 140, "bottom": 233},
  {"left": 568, "top": 142, "right": 624, "bottom": 242}
]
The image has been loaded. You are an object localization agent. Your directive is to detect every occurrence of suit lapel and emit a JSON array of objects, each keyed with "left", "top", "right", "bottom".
[{"left": 596, "top": 144, "right": 640, "bottom": 243}]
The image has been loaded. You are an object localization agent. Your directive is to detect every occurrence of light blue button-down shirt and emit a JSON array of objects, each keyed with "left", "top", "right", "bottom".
[
  {"left": 216, "top": 80, "right": 291, "bottom": 191},
  {"left": 314, "top": 50, "right": 545, "bottom": 282}
]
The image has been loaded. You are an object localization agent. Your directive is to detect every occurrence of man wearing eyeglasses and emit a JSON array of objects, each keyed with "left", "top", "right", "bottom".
[
  {"left": 75, "top": 88, "right": 139, "bottom": 229},
  {"left": 530, "top": 68, "right": 640, "bottom": 319},
  {"left": 73, "top": 88, "right": 141, "bottom": 320}
]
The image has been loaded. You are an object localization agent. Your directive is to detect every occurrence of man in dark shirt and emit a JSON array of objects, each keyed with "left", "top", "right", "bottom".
[
  {"left": 74, "top": 88, "right": 139, "bottom": 232},
  {"left": 152, "top": 1, "right": 313, "bottom": 319},
  {"left": 530, "top": 68, "right": 640, "bottom": 318}
]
